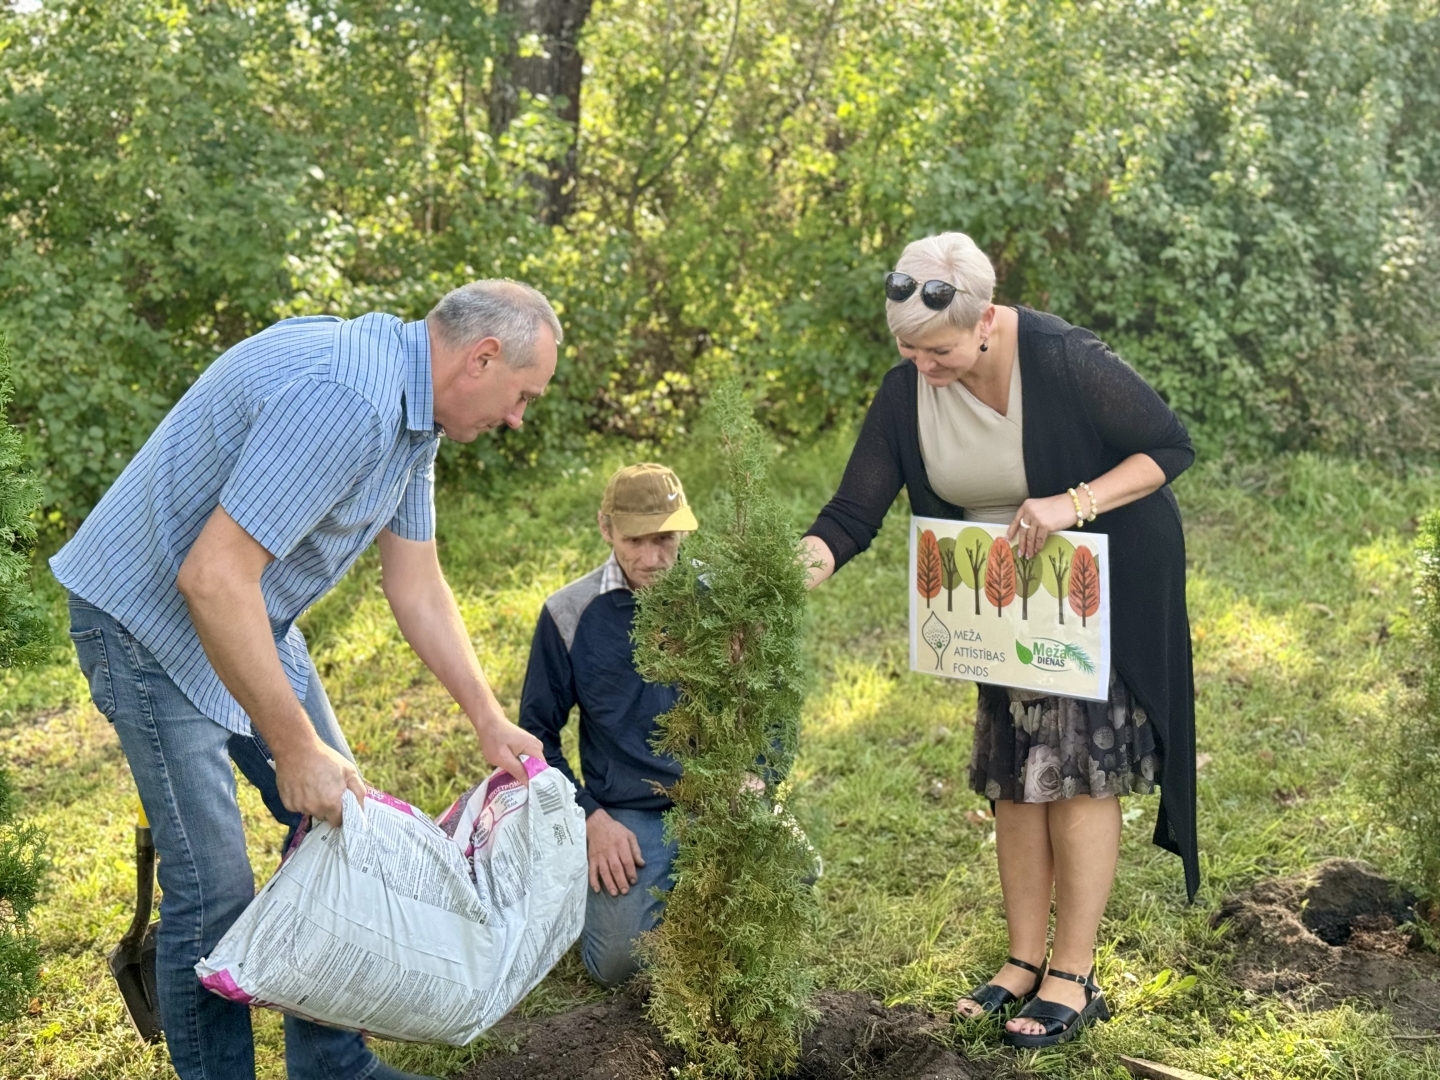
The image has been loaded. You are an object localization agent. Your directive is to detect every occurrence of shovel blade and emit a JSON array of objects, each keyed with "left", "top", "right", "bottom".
[{"left": 109, "top": 921, "right": 162, "bottom": 1043}]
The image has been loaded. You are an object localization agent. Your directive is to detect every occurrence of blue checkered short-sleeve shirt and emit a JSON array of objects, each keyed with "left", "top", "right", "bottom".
[{"left": 51, "top": 313, "right": 442, "bottom": 735}]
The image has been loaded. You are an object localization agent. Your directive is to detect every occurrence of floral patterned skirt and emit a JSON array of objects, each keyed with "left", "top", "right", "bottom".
[{"left": 968, "top": 670, "right": 1159, "bottom": 803}]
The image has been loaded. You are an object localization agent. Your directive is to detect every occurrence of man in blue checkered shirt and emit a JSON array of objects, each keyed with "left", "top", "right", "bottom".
[{"left": 51, "top": 280, "right": 558, "bottom": 1080}]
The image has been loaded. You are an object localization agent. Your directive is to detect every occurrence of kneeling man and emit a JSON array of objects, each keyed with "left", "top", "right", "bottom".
[{"left": 518, "top": 463, "right": 696, "bottom": 986}]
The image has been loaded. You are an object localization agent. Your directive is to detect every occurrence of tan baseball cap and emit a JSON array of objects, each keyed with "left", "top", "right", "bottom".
[{"left": 600, "top": 463, "right": 699, "bottom": 538}]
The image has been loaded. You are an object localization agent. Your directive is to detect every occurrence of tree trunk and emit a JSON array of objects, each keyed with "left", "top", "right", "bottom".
[{"left": 490, "top": 0, "right": 594, "bottom": 224}]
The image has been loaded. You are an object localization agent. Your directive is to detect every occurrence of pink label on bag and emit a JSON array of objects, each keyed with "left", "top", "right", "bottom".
[
  {"left": 469, "top": 759, "right": 553, "bottom": 854},
  {"left": 201, "top": 969, "right": 255, "bottom": 1004},
  {"left": 365, "top": 788, "right": 416, "bottom": 816},
  {"left": 482, "top": 759, "right": 549, "bottom": 809}
]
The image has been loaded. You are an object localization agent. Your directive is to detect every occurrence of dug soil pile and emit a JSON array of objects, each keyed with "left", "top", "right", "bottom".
[
  {"left": 458, "top": 986, "right": 997, "bottom": 1080},
  {"left": 1214, "top": 858, "right": 1440, "bottom": 1030}
]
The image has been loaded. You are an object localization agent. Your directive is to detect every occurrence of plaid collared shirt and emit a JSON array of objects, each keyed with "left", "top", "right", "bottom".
[
  {"left": 52, "top": 313, "right": 442, "bottom": 735},
  {"left": 598, "top": 552, "right": 630, "bottom": 595}
]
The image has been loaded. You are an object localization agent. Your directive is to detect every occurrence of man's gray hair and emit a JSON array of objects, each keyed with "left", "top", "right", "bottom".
[
  {"left": 427, "top": 279, "right": 563, "bottom": 368},
  {"left": 885, "top": 232, "right": 996, "bottom": 340}
]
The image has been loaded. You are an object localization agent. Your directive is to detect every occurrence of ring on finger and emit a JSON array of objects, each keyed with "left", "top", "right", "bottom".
[{"left": 1020, "top": 518, "right": 1031, "bottom": 529}]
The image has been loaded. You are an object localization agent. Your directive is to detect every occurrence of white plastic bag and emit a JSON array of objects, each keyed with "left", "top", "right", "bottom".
[{"left": 196, "top": 757, "right": 587, "bottom": 1045}]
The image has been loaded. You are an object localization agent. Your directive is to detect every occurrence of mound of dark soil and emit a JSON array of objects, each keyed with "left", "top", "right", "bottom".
[
  {"left": 1214, "top": 858, "right": 1440, "bottom": 1030},
  {"left": 458, "top": 986, "right": 996, "bottom": 1080}
]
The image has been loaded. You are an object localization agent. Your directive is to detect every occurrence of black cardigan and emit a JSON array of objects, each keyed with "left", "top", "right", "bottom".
[{"left": 806, "top": 307, "right": 1199, "bottom": 901}]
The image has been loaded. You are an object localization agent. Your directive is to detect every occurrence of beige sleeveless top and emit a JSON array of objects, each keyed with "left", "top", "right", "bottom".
[{"left": 916, "top": 348, "right": 1029, "bottom": 525}]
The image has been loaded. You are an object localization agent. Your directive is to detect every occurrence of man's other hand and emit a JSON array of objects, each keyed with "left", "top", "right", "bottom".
[
  {"left": 276, "top": 739, "right": 367, "bottom": 828},
  {"left": 476, "top": 716, "right": 544, "bottom": 785},
  {"left": 587, "top": 808, "right": 645, "bottom": 896}
]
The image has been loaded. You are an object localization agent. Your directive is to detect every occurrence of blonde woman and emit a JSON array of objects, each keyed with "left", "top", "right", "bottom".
[{"left": 800, "top": 233, "right": 1197, "bottom": 1047}]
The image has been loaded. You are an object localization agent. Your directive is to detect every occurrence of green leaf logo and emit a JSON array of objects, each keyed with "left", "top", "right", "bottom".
[{"left": 1015, "top": 640, "right": 1033, "bottom": 665}]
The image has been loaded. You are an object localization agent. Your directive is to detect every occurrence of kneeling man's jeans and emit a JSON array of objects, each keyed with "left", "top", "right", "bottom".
[
  {"left": 580, "top": 806, "right": 678, "bottom": 987},
  {"left": 68, "top": 596, "right": 390, "bottom": 1080}
]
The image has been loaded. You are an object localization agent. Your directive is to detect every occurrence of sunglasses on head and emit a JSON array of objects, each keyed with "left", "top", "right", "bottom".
[{"left": 885, "top": 272, "right": 957, "bottom": 310}]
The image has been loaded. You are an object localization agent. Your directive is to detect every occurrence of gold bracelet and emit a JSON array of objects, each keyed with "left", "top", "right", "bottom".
[
  {"left": 1079, "top": 481, "right": 1099, "bottom": 521},
  {"left": 1067, "top": 487, "right": 1085, "bottom": 529}
]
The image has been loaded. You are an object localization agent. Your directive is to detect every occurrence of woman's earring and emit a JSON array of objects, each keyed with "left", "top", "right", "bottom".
[{"left": 979, "top": 340, "right": 989, "bottom": 352}]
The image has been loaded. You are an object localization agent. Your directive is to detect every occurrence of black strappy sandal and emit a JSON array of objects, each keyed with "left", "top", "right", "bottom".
[
  {"left": 1001, "top": 965, "right": 1110, "bottom": 1047},
  {"left": 954, "top": 956, "right": 1046, "bottom": 1019}
]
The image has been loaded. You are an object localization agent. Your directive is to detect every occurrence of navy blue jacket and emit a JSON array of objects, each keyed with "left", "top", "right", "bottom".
[{"left": 518, "top": 560, "right": 681, "bottom": 818}]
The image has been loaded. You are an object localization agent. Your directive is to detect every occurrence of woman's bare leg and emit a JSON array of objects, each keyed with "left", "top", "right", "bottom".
[
  {"left": 955, "top": 799, "right": 1052, "bottom": 1016},
  {"left": 1005, "top": 795, "right": 1120, "bottom": 1034}
]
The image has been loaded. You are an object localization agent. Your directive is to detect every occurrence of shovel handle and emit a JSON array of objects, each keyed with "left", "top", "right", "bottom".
[{"left": 122, "top": 800, "right": 156, "bottom": 947}]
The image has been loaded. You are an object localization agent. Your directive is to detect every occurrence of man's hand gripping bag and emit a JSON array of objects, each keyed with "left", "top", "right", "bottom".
[{"left": 196, "top": 758, "right": 587, "bottom": 1044}]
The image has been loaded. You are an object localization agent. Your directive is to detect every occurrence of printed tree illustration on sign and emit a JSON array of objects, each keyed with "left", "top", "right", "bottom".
[
  {"left": 1014, "top": 548, "right": 1043, "bottom": 620},
  {"left": 1069, "top": 545, "right": 1101, "bottom": 627},
  {"left": 916, "top": 529, "right": 942, "bottom": 608},
  {"left": 984, "top": 535, "right": 1016, "bottom": 616},
  {"left": 937, "top": 536, "right": 961, "bottom": 612},
  {"left": 921, "top": 611, "right": 951, "bottom": 670},
  {"left": 958, "top": 526, "right": 991, "bottom": 615},
  {"left": 1041, "top": 534, "right": 1075, "bottom": 626}
]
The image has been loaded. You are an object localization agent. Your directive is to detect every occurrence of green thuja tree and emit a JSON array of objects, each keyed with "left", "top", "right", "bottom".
[
  {"left": 1391, "top": 510, "right": 1440, "bottom": 908},
  {"left": 0, "top": 766, "right": 47, "bottom": 1022},
  {"left": 0, "top": 335, "right": 45, "bottom": 668},
  {"left": 0, "top": 332, "right": 50, "bottom": 1022},
  {"left": 632, "top": 381, "right": 815, "bottom": 1079}
]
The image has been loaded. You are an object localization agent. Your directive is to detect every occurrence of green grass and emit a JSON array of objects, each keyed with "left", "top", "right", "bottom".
[{"left": 2, "top": 438, "right": 1439, "bottom": 1079}]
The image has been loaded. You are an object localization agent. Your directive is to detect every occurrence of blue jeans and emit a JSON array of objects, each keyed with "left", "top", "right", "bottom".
[
  {"left": 580, "top": 806, "right": 677, "bottom": 987},
  {"left": 68, "top": 596, "right": 391, "bottom": 1080}
]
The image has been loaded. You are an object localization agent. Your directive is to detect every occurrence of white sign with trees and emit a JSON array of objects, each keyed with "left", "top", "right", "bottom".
[{"left": 910, "top": 516, "right": 1111, "bottom": 701}]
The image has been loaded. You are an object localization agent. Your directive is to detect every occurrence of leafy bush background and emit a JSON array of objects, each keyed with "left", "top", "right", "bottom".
[{"left": 2, "top": 0, "right": 1437, "bottom": 527}]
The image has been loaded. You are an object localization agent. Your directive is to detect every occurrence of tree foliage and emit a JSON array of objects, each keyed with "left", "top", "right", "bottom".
[
  {"left": 1391, "top": 510, "right": 1440, "bottom": 905},
  {"left": 2, "top": 0, "right": 1438, "bottom": 527},
  {"left": 0, "top": 336, "right": 45, "bottom": 668},
  {"left": 0, "top": 333, "right": 46, "bottom": 1023},
  {"left": 631, "top": 381, "right": 814, "bottom": 1078},
  {"left": 0, "top": 765, "right": 47, "bottom": 1024}
]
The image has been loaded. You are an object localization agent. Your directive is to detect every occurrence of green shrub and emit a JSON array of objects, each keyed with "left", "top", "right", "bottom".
[
  {"left": 0, "top": 335, "right": 45, "bottom": 668},
  {"left": 0, "top": 332, "right": 47, "bottom": 1024},
  {"left": 1392, "top": 510, "right": 1440, "bottom": 906},
  {"left": 631, "top": 382, "right": 815, "bottom": 1078},
  {"left": 0, "top": 765, "right": 47, "bottom": 1024}
]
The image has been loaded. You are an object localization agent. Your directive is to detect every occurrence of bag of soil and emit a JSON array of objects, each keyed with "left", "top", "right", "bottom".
[{"left": 195, "top": 757, "right": 587, "bottom": 1045}]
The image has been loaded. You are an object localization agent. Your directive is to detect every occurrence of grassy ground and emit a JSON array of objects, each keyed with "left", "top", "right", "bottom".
[{"left": 2, "top": 435, "right": 1438, "bottom": 1079}]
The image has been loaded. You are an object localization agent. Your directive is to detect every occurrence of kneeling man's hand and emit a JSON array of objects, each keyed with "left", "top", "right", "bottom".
[{"left": 587, "top": 808, "right": 645, "bottom": 896}]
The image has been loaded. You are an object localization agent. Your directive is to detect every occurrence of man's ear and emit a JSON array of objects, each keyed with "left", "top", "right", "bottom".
[
  {"left": 597, "top": 511, "right": 613, "bottom": 545},
  {"left": 467, "top": 335, "right": 503, "bottom": 375}
]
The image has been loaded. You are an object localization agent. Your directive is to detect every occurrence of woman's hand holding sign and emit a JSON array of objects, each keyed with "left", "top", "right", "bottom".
[
  {"left": 1006, "top": 455, "right": 1171, "bottom": 559},
  {"left": 1005, "top": 494, "right": 1078, "bottom": 559}
]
